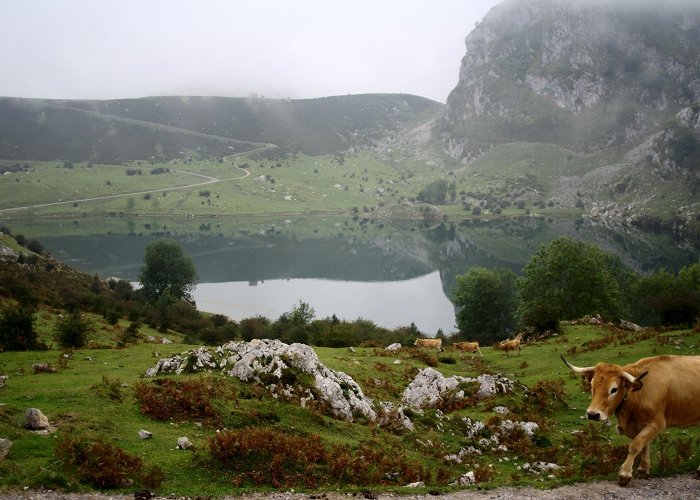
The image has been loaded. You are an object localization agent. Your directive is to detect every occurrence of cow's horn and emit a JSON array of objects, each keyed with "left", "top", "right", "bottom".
[
  {"left": 623, "top": 370, "right": 648, "bottom": 383},
  {"left": 560, "top": 355, "right": 595, "bottom": 373}
]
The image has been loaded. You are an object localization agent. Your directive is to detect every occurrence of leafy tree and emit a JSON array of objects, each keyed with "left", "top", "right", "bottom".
[
  {"left": 516, "top": 238, "right": 631, "bottom": 327},
  {"left": 54, "top": 310, "right": 94, "bottom": 348},
  {"left": 417, "top": 179, "right": 449, "bottom": 204},
  {"left": 453, "top": 267, "right": 517, "bottom": 343},
  {"left": 240, "top": 316, "right": 271, "bottom": 341},
  {"left": 270, "top": 301, "right": 316, "bottom": 344},
  {"left": 138, "top": 239, "right": 198, "bottom": 303},
  {"left": 633, "top": 264, "right": 700, "bottom": 327},
  {"left": 26, "top": 239, "right": 44, "bottom": 254},
  {"left": 0, "top": 304, "right": 39, "bottom": 350}
]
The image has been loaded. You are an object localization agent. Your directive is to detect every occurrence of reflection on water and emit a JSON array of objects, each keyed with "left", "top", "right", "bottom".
[
  {"left": 193, "top": 271, "right": 456, "bottom": 335},
  {"left": 25, "top": 215, "right": 699, "bottom": 333}
]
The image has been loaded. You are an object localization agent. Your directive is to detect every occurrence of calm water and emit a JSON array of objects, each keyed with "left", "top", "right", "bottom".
[
  {"left": 192, "top": 271, "right": 457, "bottom": 335},
  {"left": 26, "top": 216, "right": 699, "bottom": 336}
]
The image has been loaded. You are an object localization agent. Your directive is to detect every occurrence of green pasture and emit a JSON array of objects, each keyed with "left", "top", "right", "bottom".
[
  {"left": 454, "top": 142, "right": 603, "bottom": 197},
  {"left": 0, "top": 149, "right": 459, "bottom": 220},
  {"left": 0, "top": 162, "right": 200, "bottom": 212},
  {"left": 2, "top": 312, "right": 699, "bottom": 496}
]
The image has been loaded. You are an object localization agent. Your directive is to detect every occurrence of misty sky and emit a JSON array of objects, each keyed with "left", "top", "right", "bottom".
[{"left": 1, "top": 0, "right": 501, "bottom": 103}]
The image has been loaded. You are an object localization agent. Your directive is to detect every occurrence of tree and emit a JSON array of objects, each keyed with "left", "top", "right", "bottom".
[
  {"left": 26, "top": 239, "right": 44, "bottom": 255},
  {"left": 138, "top": 239, "right": 198, "bottom": 303},
  {"left": 453, "top": 267, "right": 517, "bottom": 344},
  {"left": 0, "top": 304, "right": 38, "bottom": 350},
  {"left": 417, "top": 179, "right": 449, "bottom": 205},
  {"left": 54, "top": 310, "right": 93, "bottom": 348},
  {"left": 516, "top": 238, "right": 631, "bottom": 328},
  {"left": 633, "top": 264, "right": 700, "bottom": 327}
]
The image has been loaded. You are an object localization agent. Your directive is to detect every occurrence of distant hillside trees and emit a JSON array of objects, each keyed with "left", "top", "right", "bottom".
[
  {"left": 417, "top": 179, "right": 455, "bottom": 205},
  {"left": 453, "top": 267, "right": 517, "bottom": 343},
  {"left": 138, "top": 239, "right": 198, "bottom": 303}
]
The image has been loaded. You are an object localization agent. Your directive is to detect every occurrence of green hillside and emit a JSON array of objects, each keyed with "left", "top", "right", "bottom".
[
  {"left": 0, "top": 94, "right": 441, "bottom": 163},
  {"left": 1, "top": 255, "right": 698, "bottom": 495}
]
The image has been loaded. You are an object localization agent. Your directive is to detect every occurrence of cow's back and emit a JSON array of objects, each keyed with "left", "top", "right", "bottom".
[{"left": 627, "top": 355, "right": 700, "bottom": 428}]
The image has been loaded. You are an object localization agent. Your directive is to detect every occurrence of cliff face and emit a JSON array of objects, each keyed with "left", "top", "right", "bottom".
[{"left": 439, "top": 0, "right": 700, "bottom": 161}]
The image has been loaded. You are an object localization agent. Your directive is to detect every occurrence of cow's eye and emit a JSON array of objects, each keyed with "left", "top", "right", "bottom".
[{"left": 610, "top": 387, "right": 618, "bottom": 394}]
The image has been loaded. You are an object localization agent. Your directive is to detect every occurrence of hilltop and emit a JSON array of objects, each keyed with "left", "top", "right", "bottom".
[{"left": 0, "top": 94, "right": 440, "bottom": 163}]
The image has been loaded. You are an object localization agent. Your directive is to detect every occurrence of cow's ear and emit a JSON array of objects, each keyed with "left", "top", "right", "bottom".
[{"left": 630, "top": 371, "right": 648, "bottom": 392}]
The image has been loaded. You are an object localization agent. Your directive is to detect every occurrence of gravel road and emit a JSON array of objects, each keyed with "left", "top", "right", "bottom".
[{"left": 2, "top": 474, "right": 698, "bottom": 500}]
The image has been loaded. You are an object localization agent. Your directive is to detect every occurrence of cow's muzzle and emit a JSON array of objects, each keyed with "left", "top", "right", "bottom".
[
  {"left": 587, "top": 410, "right": 611, "bottom": 426},
  {"left": 587, "top": 410, "right": 601, "bottom": 421}
]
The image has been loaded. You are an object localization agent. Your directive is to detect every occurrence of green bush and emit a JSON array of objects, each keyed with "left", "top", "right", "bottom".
[
  {"left": 0, "top": 304, "right": 39, "bottom": 350},
  {"left": 53, "top": 311, "right": 94, "bottom": 348}
]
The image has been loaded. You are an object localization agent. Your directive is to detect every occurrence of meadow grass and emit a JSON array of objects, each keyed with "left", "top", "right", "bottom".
[{"left": 1, "top": 311, "right": 699, "bottom": 496}]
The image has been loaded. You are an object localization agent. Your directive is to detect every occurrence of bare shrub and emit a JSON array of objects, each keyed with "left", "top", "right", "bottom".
[
  {"left": 205, "top": 429, "right": 432, "bottom": 488},
  {"left": 55, "top": 434, "right": 164, "bottom": 489},
  {"left": 564, "top": 423, "right": 628, "bottom": 477},
  {"left": 527, "top": 379, "right": 568, "bottom": 413},
  {"left": 134, "top": 376, "right": 236, "bottom": 426},
  {"left": 32, "top": 362, "right": 58, "bottom": 374}
]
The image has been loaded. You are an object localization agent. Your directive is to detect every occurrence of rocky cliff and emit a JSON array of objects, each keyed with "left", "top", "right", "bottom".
[
  {"left": 439, "top": 0, "right": 700, "bottom": 161},
  {"left": 435, "top": 0, "right": 700, "bottom": 240}
]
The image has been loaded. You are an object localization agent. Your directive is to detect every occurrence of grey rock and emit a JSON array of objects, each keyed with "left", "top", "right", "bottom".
[
  {"left": 25, "top": 408, "right": 50, "bottom": 430},
  {"left": 0, "top": 438, "right": 11, "bottom": 460},
  {"left": 177, "top": 436, "right": 193, "bottom": 450},
  {"left": 138, "top": 430, "right": 153, "bottom": 440},
  {"left": 146, "top": 339, "right": 376, "bottom": 422}
]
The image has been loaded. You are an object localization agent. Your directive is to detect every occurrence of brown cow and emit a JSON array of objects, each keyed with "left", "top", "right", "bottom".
[
  {"left": 498, "top": 332, "right": 523, "bottom": 356},
  {"left": 452, "top": 341, "right": 483, "bottom": 358},
  {"left": 414, "top": 338, "right": 443, "bottom": 351},
  {"left": 562, "top": 354, "right": 700, "bottom": 485}
]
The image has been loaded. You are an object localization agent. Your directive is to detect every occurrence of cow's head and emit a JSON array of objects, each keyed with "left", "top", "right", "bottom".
[{"left": 561, "top": 355, "right": 648, "bottom": 424}]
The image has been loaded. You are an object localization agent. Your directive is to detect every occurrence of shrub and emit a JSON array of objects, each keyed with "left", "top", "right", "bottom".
[
  {"left": 207, "top": 428, "right": 327, "bottom": 488},
  {"left": 205, "top": 430, "right": 431, "bottom": 488},
  {"left": 55, "top": 434, "right": 164, "bottom": 489},
  {"left": 134, "top": 377, "right": 236, "bottom": 426},
  {"left": 520, "top": 303, "right": 562, "bottom": 333},
  {"left": 53, "top": 311, "right": 93, "bottom": 348},
  {"left": 0, "top": 304, "right": 39, "bottom": 350},
  {"left": 95, "top": 376, "right": 124, "bottom": 402},
  {"left": 527, "top": 379, "right": 568, "bottom": 413},
  {"left": 117, "top": 322, "right": 140, "bottom": 346},
  {"left": 562, "top": 423, "right": 628, "bottom": 477}
]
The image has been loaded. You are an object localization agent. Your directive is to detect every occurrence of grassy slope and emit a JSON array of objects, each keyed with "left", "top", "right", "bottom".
[
  {"left": 1, "top": 147, "right": 581, "bottom": 222},
  {"left": 1, "top": 311, "right": 698, "bottom": 495}
]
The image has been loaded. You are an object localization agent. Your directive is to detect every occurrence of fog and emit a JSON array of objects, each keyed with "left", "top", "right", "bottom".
[{"left": 2, "top": 0, "right": 500, "bottom": 103}]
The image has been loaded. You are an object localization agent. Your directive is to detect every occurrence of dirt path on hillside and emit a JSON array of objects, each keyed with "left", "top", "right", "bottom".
[
  {"left": 0, "top": 166, "right": 251, "bottom": 215},
  {"left": 2, "top": 473, "right": 698, "bottom": 500}
]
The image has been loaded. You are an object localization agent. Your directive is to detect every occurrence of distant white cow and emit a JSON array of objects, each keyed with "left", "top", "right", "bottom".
[{"left": 414, "top": 338, "right": 443, "bottom": 351}]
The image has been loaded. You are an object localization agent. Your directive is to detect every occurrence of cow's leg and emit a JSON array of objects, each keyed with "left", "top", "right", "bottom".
[
  {"left": 619, "top": 425, "right": 661, "bottom": 486},
  {"left": 695, "top": 463, "right": 700, "bottom": 480},
  {"left": 637, "top": 442, "right": 651, "bottom": 479}
]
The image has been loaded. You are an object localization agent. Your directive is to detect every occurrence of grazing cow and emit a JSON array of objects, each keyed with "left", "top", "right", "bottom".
[
  {"left": 498, "top": 332, "right": 523, "bottom": 356},
  {"left": 414, "top": 338, "right": 443, "bottom": 351},
  {"left": 562, "top": 354, "right": 700, "bottom": 485},
  {"left": 452, "top": 341, "right": 483, "bottom": 358}
]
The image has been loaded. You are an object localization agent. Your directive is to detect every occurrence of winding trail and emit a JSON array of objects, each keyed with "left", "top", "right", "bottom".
[{"left": 0, "top": 162, "right": 252, "bottom": 215}]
